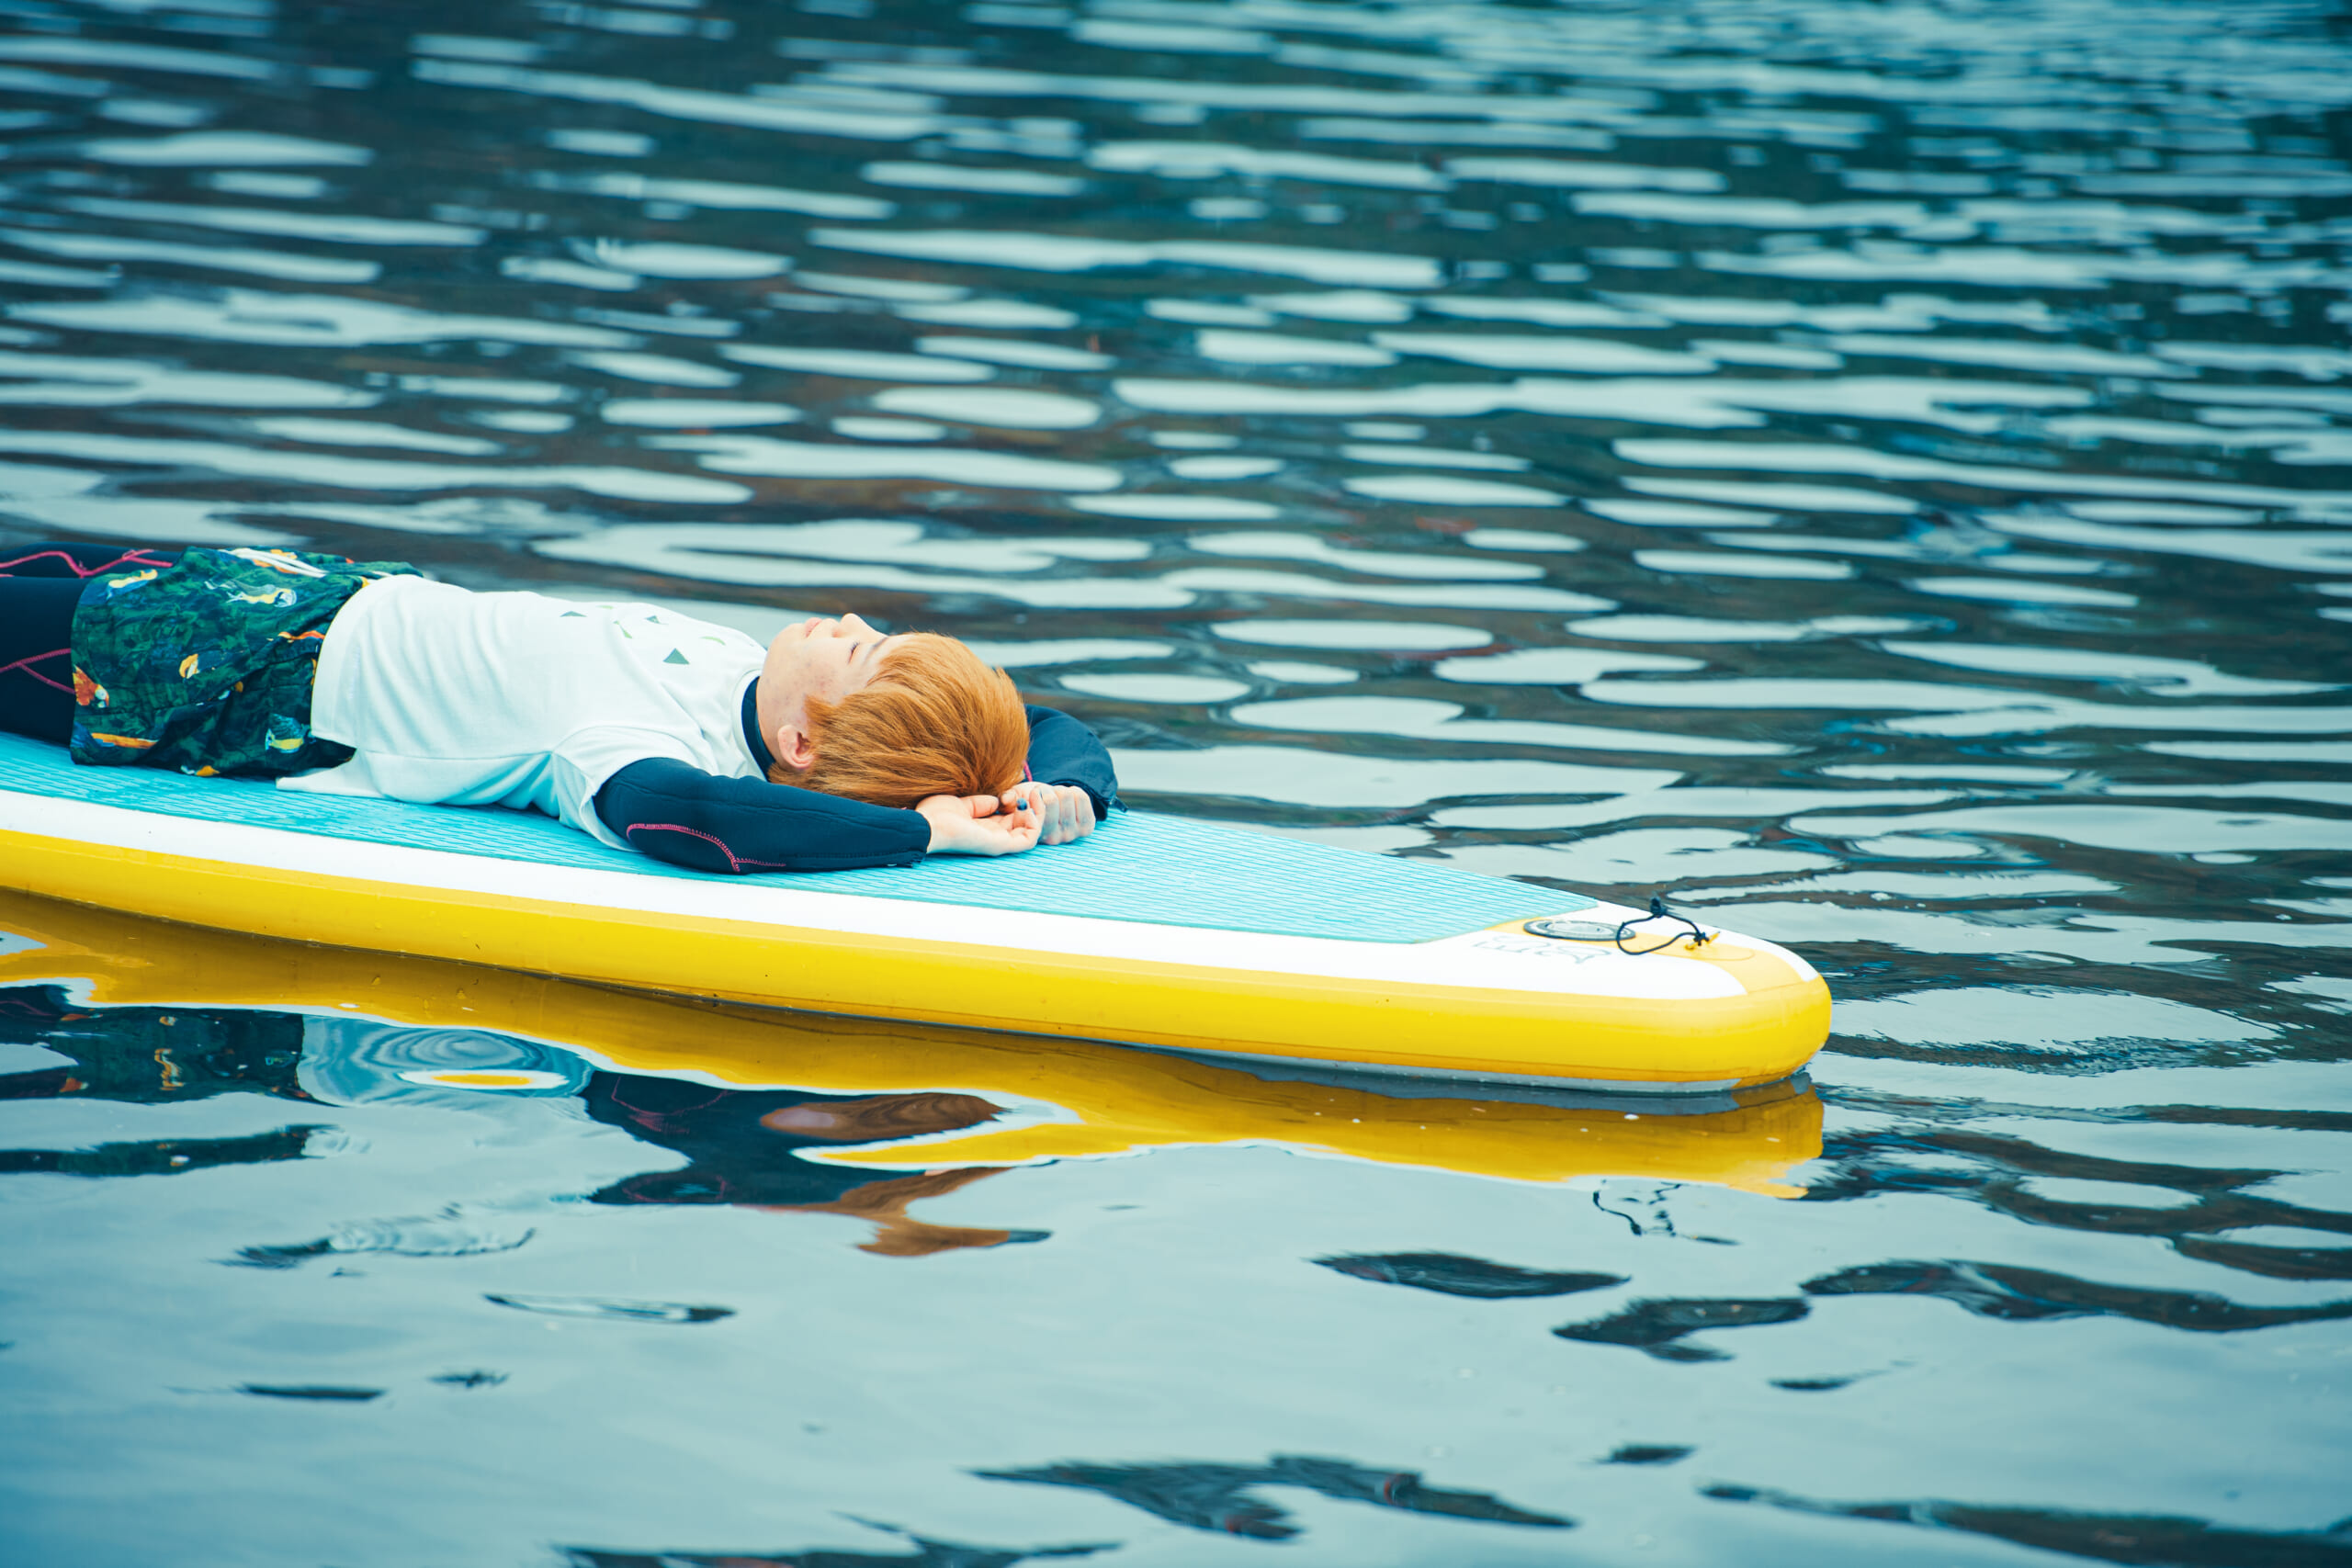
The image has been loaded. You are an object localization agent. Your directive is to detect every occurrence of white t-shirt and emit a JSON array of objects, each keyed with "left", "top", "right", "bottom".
[{"left": 278, "top": 576, "right": 765, "bottom": 850}]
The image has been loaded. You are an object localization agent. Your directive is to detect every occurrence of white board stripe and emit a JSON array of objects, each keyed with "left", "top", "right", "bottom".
[{"left": 3, "top": 787, "right": 1762, "bottom": 1002}]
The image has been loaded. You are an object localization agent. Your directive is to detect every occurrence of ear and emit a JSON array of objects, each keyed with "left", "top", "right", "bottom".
[{"left": 773, "top": 719, "right": 818, "bottom": 775}]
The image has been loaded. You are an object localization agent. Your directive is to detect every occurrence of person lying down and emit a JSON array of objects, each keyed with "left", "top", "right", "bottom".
[{"left": 0, "top": 541, "right": 1115, "bottom": 874}]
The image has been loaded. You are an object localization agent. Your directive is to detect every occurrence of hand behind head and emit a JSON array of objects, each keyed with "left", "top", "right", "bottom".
[{"left": 918, "top": 791, "right": 1040, "bottom": 856}]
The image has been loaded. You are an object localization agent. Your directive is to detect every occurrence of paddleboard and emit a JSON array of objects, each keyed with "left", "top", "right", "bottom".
[{"left": 0, "top": 731, "right": 1828, "bottom": 1090}]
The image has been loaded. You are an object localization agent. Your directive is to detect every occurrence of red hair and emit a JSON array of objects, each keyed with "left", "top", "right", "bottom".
[{"left": 778, "top": 633, "right": 1027, "bottom": 807}]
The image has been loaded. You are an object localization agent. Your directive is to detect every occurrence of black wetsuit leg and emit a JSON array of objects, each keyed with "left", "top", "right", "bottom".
[{"left": 0, "top": 544, "right": 178, "bottom": 744}]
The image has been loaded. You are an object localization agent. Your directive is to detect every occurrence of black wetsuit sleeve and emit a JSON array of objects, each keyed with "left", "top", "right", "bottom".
[
  {"left": 594, "top": 759, "right": 929, "bottom": 874},
  {"left": 1024, "top": 703, "right": 1118, "bottom": 816}
]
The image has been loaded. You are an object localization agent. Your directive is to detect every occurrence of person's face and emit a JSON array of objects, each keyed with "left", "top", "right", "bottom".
[{"left": 761, "top": 614, "right": 905, "bottom": 716}]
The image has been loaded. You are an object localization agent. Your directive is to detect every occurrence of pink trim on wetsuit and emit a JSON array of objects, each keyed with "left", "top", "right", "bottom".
[
  {"left": 0, "top": 649, "right": 71, "bottom": 694},
  {"left": 621, "top": 821, "right": 792, "bottom": 874},
  {"left": 0, "top": 547, "right": 172, "bottom": 578}
]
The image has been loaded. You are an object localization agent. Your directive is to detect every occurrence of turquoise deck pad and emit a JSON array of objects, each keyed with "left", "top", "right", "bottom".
[{"left": 0, "top": 732, "right": 1588, "bottom": 943}]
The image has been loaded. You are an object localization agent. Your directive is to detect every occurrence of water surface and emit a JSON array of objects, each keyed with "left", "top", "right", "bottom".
[{"left": 2, "top": 0, "right": 2349, "bottom": 1563}]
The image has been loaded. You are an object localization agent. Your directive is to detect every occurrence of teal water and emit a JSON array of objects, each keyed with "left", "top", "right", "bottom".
[{"left": 1, "top": 0, "right": 2349, "bottom": 1563}]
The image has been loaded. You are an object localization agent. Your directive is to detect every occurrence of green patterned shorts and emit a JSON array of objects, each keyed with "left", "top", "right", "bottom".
[{"left": 70, "top": 546, "right": 417, "bottom": 777}]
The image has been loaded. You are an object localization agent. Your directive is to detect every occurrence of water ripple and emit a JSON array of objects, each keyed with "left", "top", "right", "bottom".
[{"left": 3, "top": 0, "right": 2350, "bottom": 1557}]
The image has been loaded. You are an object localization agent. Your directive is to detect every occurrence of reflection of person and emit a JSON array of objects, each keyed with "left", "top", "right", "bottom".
[
  {"left": 979, "top": 1454, "right": 1568, "bottom": 1538},
  {"left": 0, "top": 541, "right": 1114, "bottom": 870},
  {"left": 582, "top": 1075, "right": 1037, "bottom": 1257},
  {"left": 0, "top": 993, "right": 1038, "bottom": 1256}
]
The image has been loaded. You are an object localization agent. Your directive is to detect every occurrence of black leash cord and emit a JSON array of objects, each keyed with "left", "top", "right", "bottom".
[{"left": 1615, "top": 896, "right": 1714, "bottom": 955}]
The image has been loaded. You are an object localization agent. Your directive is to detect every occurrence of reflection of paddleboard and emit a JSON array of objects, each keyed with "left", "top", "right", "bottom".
[
  {"left": 0, "top": 890, "right": 1821, "bottom": 1195},
  {"left": 0, "top": 731, "right": 1826, "bottom": 1090}
]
